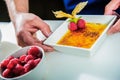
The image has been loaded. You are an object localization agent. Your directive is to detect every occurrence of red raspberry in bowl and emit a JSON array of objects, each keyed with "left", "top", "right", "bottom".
[
  {"left": 7, "top": 58, "right": 20, "bottom": 69},
  {"left": 34, "top": 58, "right": 41, "bottom": 66},
  {"left": 24, "top": 63, "right": 31, "bottom": 73},
  {"left": 0, "top": 59, "right": 10, "bottom": 69},
  {"left": 27, "top": 60, "right": 35, "bottom": 69},
  {"left": 24, "top": 55, "right": 34, "bottom": 62},
  {"left": 27, "top": 46, "right": 42, "bottom": 58},
  {"left": 19, "top": 54, "right": 27, "bottom": 61},
  {"left": 7, "top": 56, "right": 14, "bottom": 61},
  {"left": 2, "top": 68, "right": 12, "bottom": 78},
  {"left": 13, "top": 64, "right": 25, "bottom": 76}
]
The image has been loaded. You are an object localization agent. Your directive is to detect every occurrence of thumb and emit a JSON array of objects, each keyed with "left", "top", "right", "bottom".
[{"left": 107, "top": 19, "right": 120, "bottom": 34}]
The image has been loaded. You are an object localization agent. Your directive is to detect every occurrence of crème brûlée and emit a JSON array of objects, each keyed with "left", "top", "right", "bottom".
[{"left": 57, "top": 23, "right": 107, "bottom": 48}]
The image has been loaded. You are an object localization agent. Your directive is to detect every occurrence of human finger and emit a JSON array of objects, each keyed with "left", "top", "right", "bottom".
[
  {"left": 30, "top": 16, "right": 52, "bottom": 37},
  {"left": 18, "top": 31, "right": 54, "bottom": 52},
  {"left": 33, "top": 42, "right": 54, "bottom": 52},
  {"left": 107, "top": 19, "right": 120, "bottom": 34},
  {"left": 104, "top": 0, "right": 120, "bottom": 15}
]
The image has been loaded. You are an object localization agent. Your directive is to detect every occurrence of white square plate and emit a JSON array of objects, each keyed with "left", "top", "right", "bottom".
[{"left": 44, "top": 15, "right": 116, "bottom": 56}]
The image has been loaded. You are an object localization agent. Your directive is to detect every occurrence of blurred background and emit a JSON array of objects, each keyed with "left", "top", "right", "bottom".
[{"left": 0, "top": 0, "right": 65, "bottom": 22}]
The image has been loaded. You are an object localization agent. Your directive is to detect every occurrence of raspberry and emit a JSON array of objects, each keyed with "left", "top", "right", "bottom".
[
  {"left": 7, "top": 58, "right": 19, "bottom": 69},
  {"left": 2, "top": 69, "right": 12, "bottom": 78},
  {"left": 27, "top": 60, "right": 35, "bottom": 69},
  {"left": 27, "top": 47, "right": 41, "bottom": 58},
  {"left": 0, "top": 59, "right": 10, "bottom": 69},
  {"left": 19, "top": 54, "right": 27, "bottom": 61},
  {"left": 68, "top": 22, "right": 78, "bottom": 31},
  {"left": 24, "top": 55, "right": 34, "bottom": 62},
  {"left": 7, "top": 56, "right": 14, "bottom": 61},
  {"left": 24, "top": 63, "right": 31, "bottom": 73},
  {"left": 77, "top": 19, "right": 86, "bottom": 29},
  {"left": 34, "top": 58, "right": 41, "bottom": 66},
  {"left": 13, "top": 64, "right": 25, "bottom": 76}
]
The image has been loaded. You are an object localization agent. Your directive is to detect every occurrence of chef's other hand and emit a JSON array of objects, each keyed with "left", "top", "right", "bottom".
[{"left": 104, "top": 0, "right": 120, "bottom": 34}]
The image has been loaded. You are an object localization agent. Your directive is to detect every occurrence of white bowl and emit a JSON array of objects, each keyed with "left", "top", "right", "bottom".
[
  {"left": 0, "top": 46, "right": 45, "bottom": 80},
  {"left": 44, "top": 15, "right": 117, "bottom": 56}
]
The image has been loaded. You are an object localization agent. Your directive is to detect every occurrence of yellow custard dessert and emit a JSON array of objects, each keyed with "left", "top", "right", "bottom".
[{"left": 57, "top": 22, "right": 107, "bottom": 48}]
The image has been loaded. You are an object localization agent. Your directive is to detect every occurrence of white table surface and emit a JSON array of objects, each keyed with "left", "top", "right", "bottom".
[{"left": 0, "top": 21, "right": 120, "bottom": 80}]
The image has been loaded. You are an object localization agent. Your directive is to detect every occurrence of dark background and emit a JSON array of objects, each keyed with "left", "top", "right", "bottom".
[{"left": 0, "top": 0, "right": 65, "bottom": 22}]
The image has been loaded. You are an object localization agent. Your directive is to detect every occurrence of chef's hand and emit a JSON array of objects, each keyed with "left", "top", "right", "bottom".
[
  {"left": 14, "top": 12, "right": 54, "bottom": 52},
  {"left": 104, "top": 0, "right": 120, "bottom": 34}
]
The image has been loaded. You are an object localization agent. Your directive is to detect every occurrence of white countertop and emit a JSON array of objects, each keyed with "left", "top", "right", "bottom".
[{"left": 0, "top": 21, "right": 120, "bottom": 80}]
